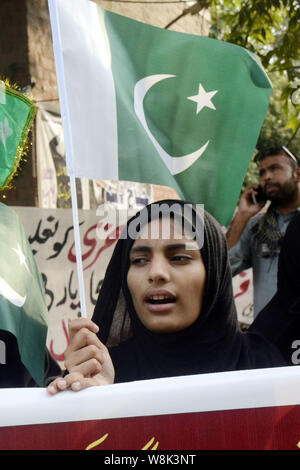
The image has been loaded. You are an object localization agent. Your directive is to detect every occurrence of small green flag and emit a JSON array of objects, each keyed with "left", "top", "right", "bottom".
[
  {"left": 0, "top": 80, "right": 36, "bottom": 190},
  {"left": 49, "top": 0, "right": 272, "bottom": 226},
  {"left": 0, "top": 203, "right": 48, "bottom": 386}
]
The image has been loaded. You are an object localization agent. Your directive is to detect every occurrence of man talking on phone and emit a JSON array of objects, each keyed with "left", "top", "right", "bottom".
[{"left": 226, "top": 147, "right": 300, "bottom": 318}]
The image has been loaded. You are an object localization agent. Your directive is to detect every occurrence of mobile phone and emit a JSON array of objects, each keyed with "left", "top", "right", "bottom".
[{"left": 251, "top": 186, "right": 267, "bottom": 205}]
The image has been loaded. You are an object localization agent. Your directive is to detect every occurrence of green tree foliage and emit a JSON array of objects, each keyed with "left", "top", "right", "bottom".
[
  {"left": 169, "top": 0, "right": 300, "bottom": 184},
  {"left": 208, "top": 0, "right": 299, "bottom": 140}
]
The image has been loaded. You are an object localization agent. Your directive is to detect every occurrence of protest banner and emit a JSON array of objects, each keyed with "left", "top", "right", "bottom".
[{"left": 0, "top": 367, "right": 300, "bottom": 450}]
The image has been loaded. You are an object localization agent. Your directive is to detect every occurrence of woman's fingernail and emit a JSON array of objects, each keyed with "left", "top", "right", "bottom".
[
  {"left": 57, "top": 380, "right": 67, "bottom": 389},
  {"left": 47, "top": 385, "right": 56, "bottom": 395},
  {"left": 72, "top": 381, "right": 81, "bottom": 391}
]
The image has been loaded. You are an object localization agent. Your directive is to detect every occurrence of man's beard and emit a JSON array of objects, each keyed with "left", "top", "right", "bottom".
[{"left": 263, "top": 178, "right": 299, "bottom": 205}]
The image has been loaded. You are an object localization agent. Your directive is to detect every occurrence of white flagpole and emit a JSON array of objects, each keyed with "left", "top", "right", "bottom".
[
  {"left": 69, "top": 175, "right": 87, "bottom": 318},
  {"left": 48, "top": 0, "right": 87, "bottom": 318}
]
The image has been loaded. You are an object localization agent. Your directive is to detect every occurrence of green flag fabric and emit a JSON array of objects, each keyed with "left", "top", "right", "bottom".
[
  {"left": 49, "top": 0, "right": 272, "bottom": 226},
  {"left": 0, "top": 203, "right": 48, "bottom": 386},
  {"left": 0, "top": 80, "right": 36, "bottom": 190}
]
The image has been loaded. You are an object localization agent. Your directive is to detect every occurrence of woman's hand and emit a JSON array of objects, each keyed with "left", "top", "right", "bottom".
[{"left": 47, "top": 318, "right": 115, "bottom": 394}]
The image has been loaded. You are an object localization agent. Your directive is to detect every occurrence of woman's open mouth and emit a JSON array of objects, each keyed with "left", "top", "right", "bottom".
[
  {"left": 147, "top": 295, "right": 176, "bottom": 304},
  {"left": 145, "top": 292, "right": 177, "bottom": 312}
]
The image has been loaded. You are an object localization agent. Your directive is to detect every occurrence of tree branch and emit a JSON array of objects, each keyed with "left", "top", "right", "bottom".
[{"left": 287, "top": 121, "right": 300, "bottom": 146}]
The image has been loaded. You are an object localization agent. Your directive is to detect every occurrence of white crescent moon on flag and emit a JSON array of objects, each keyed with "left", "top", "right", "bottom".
[
  {"left": 134, "top": 74, "right": 209, "bottom": 175},
  {"left": 0, "top": 277, "right": 26, "bottom": 307}
]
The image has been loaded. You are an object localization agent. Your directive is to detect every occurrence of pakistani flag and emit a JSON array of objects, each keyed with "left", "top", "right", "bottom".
[
  {"left": 49, "top": 0, "right": 272, "bottom": 226},
  {"left": 0, "top": 204, "right": 48, "bottom": 386},
  {"left": 0, "top": 80, "right": 36, "bottom": 189}
]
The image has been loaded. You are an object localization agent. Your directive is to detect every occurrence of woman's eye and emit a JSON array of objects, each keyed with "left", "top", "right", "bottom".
[
  {"left": 171, "top": 255, "right": 191, "bottom": 262},
  {"left": 131, "top": 257, "right": 148, "bottom": 265}
]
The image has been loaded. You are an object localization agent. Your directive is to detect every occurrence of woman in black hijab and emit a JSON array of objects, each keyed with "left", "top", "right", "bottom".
[
  {"left": 48, "top": 200, "right": 286, "bottom": 393},
  {"left": 249, "top": 212, "right": 300, "bottom": 365}
]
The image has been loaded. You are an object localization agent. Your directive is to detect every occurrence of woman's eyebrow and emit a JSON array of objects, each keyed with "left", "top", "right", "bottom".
[
  {"left": 165, "top": 242, "right": 198, "bottom": 251},
  {"left": 130, "top": 242, "right": 198, "bottom": 254},
  {"left": 130, "top": 246, "right": 152, "bottom": 254}
]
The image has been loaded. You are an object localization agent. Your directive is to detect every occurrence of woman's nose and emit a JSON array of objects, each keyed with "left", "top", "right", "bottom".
[{"left": 148, "top": 257, "right": 170, "bottom": 283}]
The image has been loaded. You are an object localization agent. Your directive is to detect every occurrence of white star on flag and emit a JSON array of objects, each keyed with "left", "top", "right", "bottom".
[
  {"left": 13, "top": 244, "right": 30, "bottom": 273},
  {"left": 187, "top": 83, "right": 218, "bottom": 114}
]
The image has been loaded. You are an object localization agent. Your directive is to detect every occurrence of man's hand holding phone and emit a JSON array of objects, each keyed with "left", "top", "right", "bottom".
[
  {"left": 251, "top": 185, "right": 267, "bottom": 205},
  {"left": 226, "top": 185, "right": 268, "bottom": 249},
  {"left": 239, "top": 184, "right": 267, "bottom": 217}
]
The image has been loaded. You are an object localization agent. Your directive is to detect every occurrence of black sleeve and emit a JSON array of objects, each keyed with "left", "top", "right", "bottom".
[{"left": 0, "top": 330, "right": 63, "bottom": 388}]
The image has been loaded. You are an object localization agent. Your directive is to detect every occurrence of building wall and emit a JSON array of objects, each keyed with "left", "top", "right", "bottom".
[
  {"left": 27, "top": 0, "right": 58, "bottom": 102},
  {"left": 98, "top": 0, "right": 210, "bottom": 34},
  {"left": 0, "top": 0, "right": 30, "bottom": 86},
  {"left": 0, "top": 0, "right": 35, "bottom": 206},
  {"left": 27, "top": 0, "right": 210, "bottom": 104}
]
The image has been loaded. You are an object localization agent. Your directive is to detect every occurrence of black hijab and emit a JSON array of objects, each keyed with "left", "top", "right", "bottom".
[
  {"left": 93, "top": 200, "right": 286, "bottom": 383},
  {"left": 249, "top": 212, "right": 300, "bottom": 364}
]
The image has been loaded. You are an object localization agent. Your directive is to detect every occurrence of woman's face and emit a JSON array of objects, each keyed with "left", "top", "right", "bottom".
[{"left": 127, "top": 217, "right": 206, "bottom": 334}]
